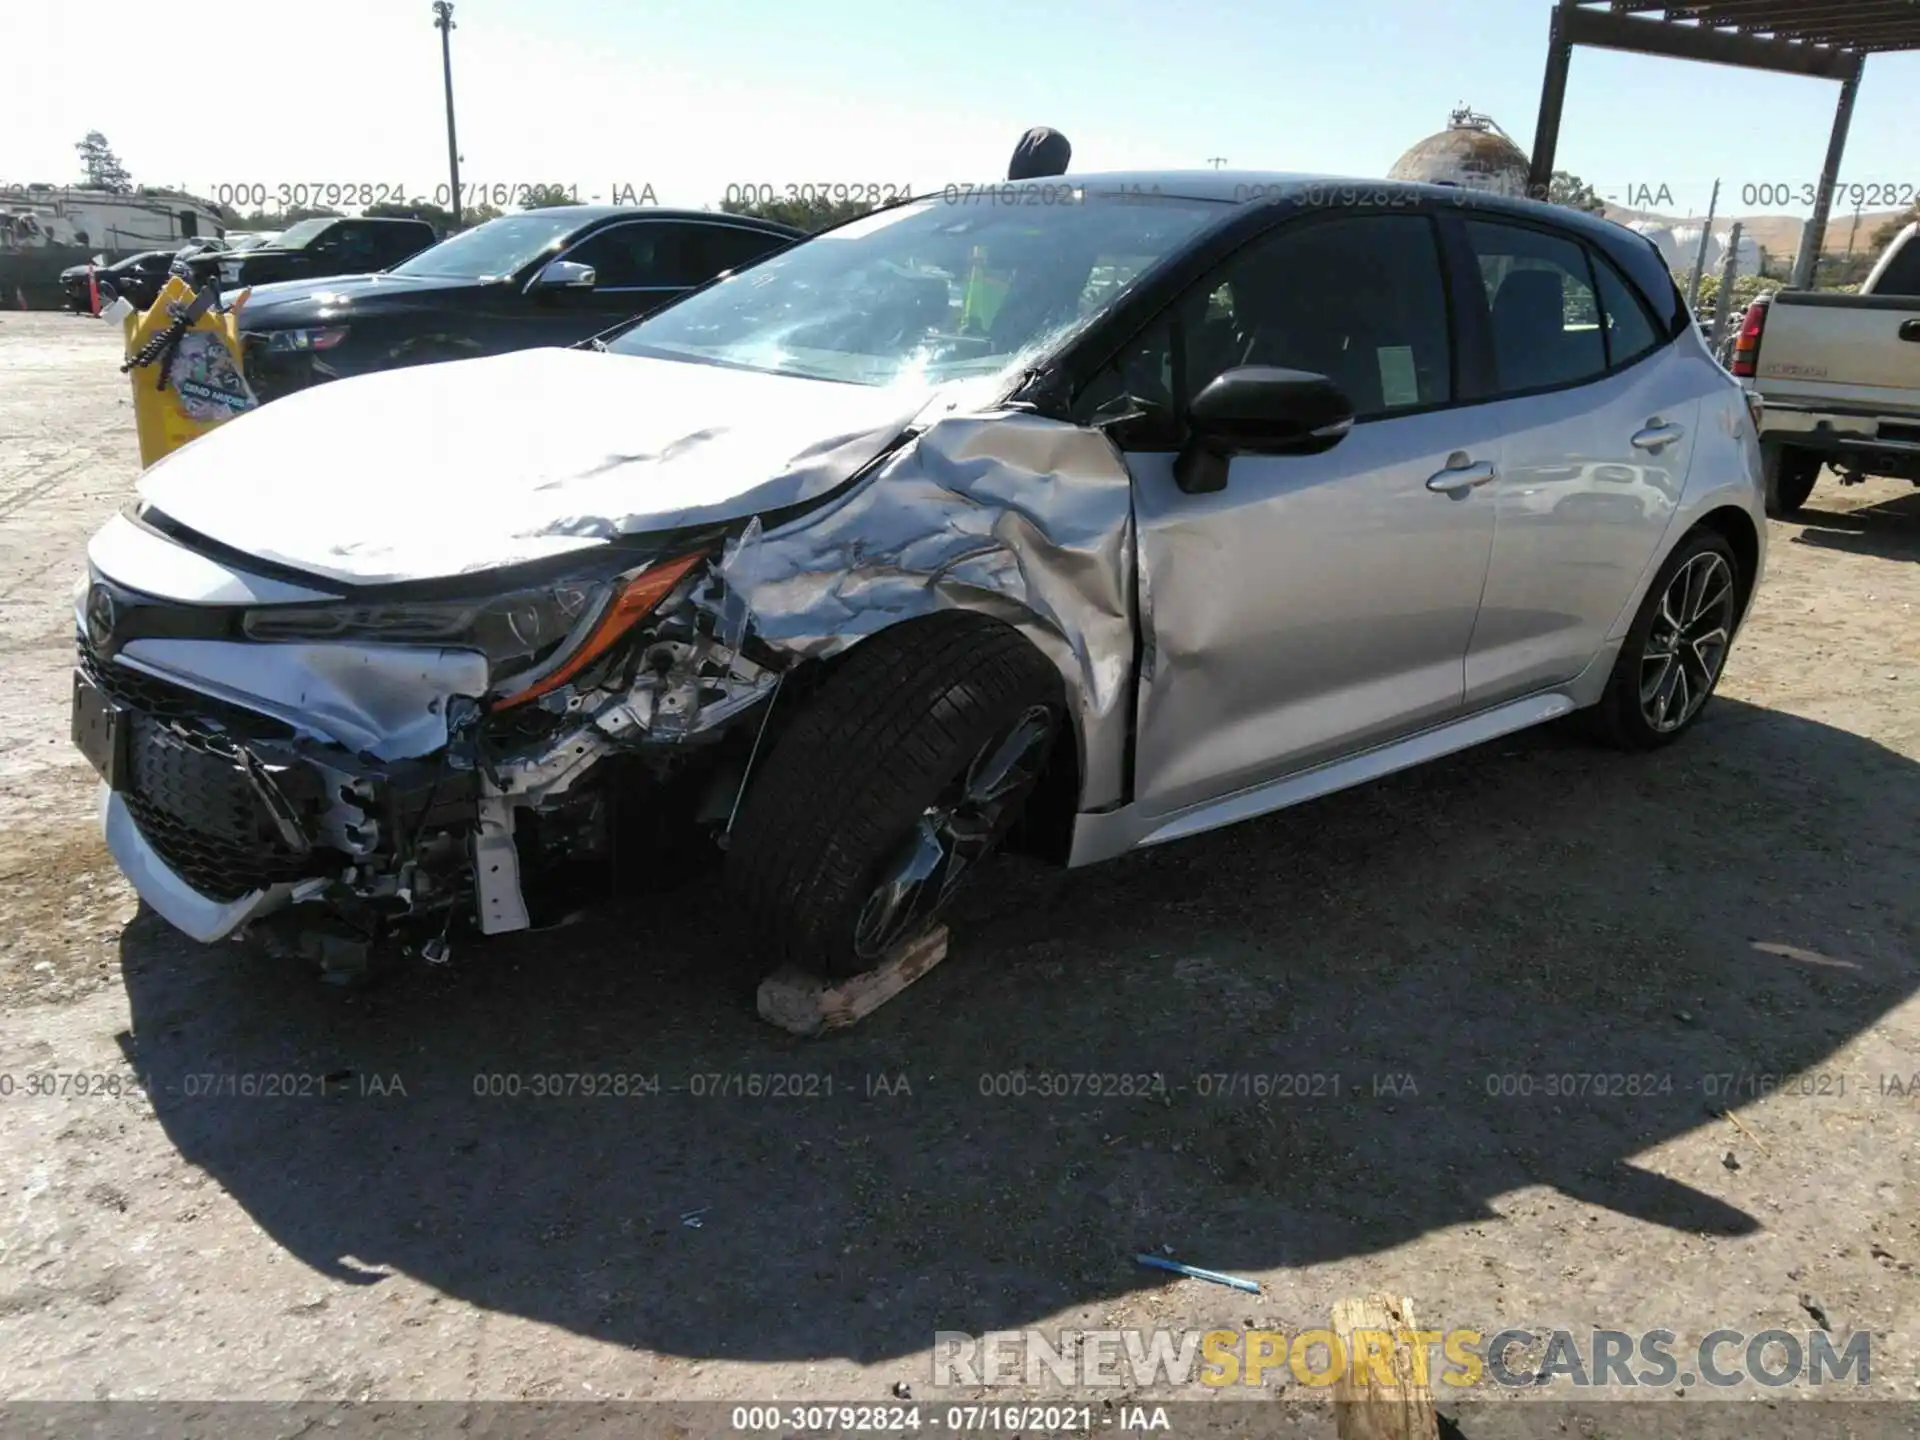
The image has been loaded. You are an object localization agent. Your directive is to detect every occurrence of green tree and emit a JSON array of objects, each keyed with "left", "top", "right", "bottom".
[
  {"left": 367, "top": 198, "right": 504, "bottom": 234},
  {"left": 217, "top": 206, "right": 345, "bottom": 234},
  {"left": 1870, "top": 201, "right": 1918, "bottom": 254},
  {"left": 1693, "top": 271, "right": 1784, "bottom": 314},
  {"left": 1548, "top": 170, "right": 1605, "bottom": 216},
  {"left": 75, "top": 132, "right": 133, "bottom": 193},
  {"left": 720, "top": 193, "right": 876, "bottom": 233},
  {"left": 519, "top": 183, "right": 578, "bottom": 209}
]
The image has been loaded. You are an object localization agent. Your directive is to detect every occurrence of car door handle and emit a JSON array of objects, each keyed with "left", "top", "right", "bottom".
[
  {"left": 1899, "top": 319, "right": 1920, "bottom": 343},
  {"left": 1426, "top": 457, "right": 1497, "bottom": 494},
  {"left": 1631, "top": 422, "right": 1685, "bottom": 452}
]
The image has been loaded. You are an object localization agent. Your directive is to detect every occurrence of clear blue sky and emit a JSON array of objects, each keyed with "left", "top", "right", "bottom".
[{"left": 5, "top": 0, "right": 1917, "bottom": 220}]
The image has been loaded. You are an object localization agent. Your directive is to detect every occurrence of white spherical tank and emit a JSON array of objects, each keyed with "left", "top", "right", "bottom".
[
  {"left": 1671, "top": 225, "right": 1722, "bottom": 274},
  {"left": 1718, "top": 230, "right": 1761, "bottom": 274},
  {"left": 1626, "top": 222, "right": 1682, "bottom": 271},
  {"left": 1389, "top": 107, "right": 1531, "bottom": 198}
]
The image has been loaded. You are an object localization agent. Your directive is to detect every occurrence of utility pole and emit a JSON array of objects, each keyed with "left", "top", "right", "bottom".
[
  {"left": 1685, "top": 178, "right": 1719, "bottom": 315},
  {"left": 1709, "top": 221, "right": 1743, "bottom": 358},
  {"left": 1206, "top": 157, "right": 1228, "bottom": 169},
  {"left": 432, "top": 1, "right": 462, "bottom": 229}
]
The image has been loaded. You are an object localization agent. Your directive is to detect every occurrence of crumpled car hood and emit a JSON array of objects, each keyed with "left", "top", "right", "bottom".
[{"left": 138, "top": 347, "right": 942, "bottom": 586}]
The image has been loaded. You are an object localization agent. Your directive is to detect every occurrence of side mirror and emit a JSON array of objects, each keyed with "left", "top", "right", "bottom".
[
  {"left": 533, "top": 259, "right": 597, "bottom": 290},
  {"left": 1174, "top": 366, "right": 1355, "bottom": 494}
]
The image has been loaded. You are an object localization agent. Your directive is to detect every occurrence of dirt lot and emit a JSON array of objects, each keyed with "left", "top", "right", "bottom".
[{"left": 0, "top": 312, "right": 1915, "bottom": 1423}]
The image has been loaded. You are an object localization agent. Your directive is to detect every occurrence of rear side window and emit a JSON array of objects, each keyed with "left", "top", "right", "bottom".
[
  {"left": 1197, "top": 214, "right": 1453, "bottom": 418},
  {"left": 378, "top": 225, "right": 432, "bottom": 264},
  {"left": 1590, "top": 252, "right": 1660, "bottom": 368},
  {"left": 1465, "top": 220, "right": 1607, "bottom": 394},
  {"left": 316, "top": 223, "right": 382, "bottom": 269}
]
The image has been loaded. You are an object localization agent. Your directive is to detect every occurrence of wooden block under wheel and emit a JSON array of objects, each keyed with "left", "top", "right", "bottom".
[{"left": 755, "top": 925, "right": 950, "bottom": 1036}]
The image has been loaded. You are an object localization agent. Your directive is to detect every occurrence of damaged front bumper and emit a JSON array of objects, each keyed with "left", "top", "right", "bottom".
[
  {"left": 79, "top": 633, "right": 490, "bottom": 942},
  {"left": 77, "top": 569, "right": 779, "bottom": 948},
  {"left": 100, "top": 788, "right": 300, "bottom": 943}
]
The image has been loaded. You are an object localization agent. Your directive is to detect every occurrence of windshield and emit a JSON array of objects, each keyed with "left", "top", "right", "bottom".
[
  {"left": 390, "top": 211, "right": 584, "bottom": 281},
  {"left": 272, "top": 218, "right": 337, "bottom": 249},
  {"left": 608, "top": 192, "right": 1225, "bottom": 386}
]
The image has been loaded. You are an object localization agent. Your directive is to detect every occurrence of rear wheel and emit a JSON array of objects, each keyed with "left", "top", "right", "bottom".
[
  {"left": 1762, "top": 443, "right": 1821, "bottom": 517},
  {"left": 725, "top": 612, "right": 1064, "bottom": 978},
  {"left": 1588, "top": 529, "right": 1742, "bottom": 751}
]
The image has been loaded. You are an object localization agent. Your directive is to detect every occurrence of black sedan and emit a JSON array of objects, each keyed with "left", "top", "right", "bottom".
[
  {"left": 231, "top": 207, "right": 802, "bottom": 402},
  {"left": 58, "top": 250, "right": 178, "bottom": 313}
]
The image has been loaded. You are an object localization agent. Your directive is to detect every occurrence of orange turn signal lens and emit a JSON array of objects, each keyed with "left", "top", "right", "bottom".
[{"left": 491, "top": 550, "right": 707, "bottom": 709}]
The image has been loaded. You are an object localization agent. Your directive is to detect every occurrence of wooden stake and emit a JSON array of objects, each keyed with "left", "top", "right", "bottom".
[
  {"left": 756, "top": 925, "right": 950, "bottom": 1036},
  {"left": 1331, "top": 1293, "right": 1441, "bottom": 1440}
]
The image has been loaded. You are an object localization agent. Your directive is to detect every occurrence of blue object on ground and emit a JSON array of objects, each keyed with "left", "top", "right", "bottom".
[{"left": 1134, "top": 1252, "right": 1261, "bottom": 1294}]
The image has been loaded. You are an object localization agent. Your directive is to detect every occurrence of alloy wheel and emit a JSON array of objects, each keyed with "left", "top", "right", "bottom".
[
  {"left": 1639, "top": 551, "right": 1735, "bottom": 734},
  {"left": 852, "top": 704, "right": 1055, "bottom": 963}
]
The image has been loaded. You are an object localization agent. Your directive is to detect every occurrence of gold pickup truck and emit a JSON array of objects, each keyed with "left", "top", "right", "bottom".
[{"left": 1731, "top": 221, "right": 1920, "bottom": 516}]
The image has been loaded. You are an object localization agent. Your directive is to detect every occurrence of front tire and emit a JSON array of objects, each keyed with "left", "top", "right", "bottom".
[
  {"left": 1588, "top": 529, "right": 1742, "bottom": 751},
  {"left": 725, "top": 612, "right": 1064, "bottom": 978},
  {"left": 1762, "top": 443, "right": 1820, "bottom": 517}
]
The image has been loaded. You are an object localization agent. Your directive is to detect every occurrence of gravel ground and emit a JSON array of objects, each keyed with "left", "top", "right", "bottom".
[{"left": 0, "top": 312, "right": 1915, "bottom": 1426}]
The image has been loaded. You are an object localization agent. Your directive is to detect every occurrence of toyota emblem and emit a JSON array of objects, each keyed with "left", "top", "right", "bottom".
[{"left": 86, "top": 584, "right": 116, "bottom": 649}]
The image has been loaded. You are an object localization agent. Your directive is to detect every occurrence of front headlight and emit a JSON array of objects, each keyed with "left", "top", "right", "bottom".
[
  {"left": 241, "top": 551, "right": 708, "bottom": 707},
  {"left": 260, "top": 326, "right": 348, "bottom": 353}
]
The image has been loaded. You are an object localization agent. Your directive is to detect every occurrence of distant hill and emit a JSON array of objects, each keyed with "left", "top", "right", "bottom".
[{"left": 1601, "top": 204, "right": 1904, "bottom": 261}]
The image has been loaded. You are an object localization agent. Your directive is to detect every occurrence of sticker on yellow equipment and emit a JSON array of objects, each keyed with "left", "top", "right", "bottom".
[
  {"left": 123, "top": 274, "right": 258, "bottom": 468},
  {"left": 165, "top": 332, "right": 253, "bottom": 422}
]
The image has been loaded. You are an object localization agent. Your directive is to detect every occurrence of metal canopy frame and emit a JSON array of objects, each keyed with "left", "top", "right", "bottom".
[{"left": 1527, "top": 1, "right": 1918, "bottom": 288}]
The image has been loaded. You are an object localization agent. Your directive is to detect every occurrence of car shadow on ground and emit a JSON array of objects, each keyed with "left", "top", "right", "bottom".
[
  {"left": 1790, "top": 489, "right": 1920, "bottom": 562},
  {"left": 115, "top": 696, "right": 1918, "bottom": 1364}
]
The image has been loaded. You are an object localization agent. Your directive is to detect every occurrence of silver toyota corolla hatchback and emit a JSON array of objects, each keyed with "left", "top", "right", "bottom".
[{"left": 73, "top": 172, "right": 1766, "bottom": 979}]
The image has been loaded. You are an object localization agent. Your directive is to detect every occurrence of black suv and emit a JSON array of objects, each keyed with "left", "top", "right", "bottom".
[{"left": 184, "top": 216, "right": 438, "bottom": 291}]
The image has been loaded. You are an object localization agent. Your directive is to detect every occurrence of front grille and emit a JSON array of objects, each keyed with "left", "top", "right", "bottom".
[
  {"left": 79, "top": 641, "right": 293, "bottom": 738},
  {"left": 82, "top": 643, "right": 319, "bottom": 902},
  {"left": 122, "top": 717, "right": 318, "bottom": 901}
]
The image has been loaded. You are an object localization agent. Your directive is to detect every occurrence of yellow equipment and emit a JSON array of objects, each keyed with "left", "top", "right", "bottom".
[
  {"left": 959, "top": 245, "right": 1010, "bottom": 335},
  {"left": 122, "top": 275, "right": 258, "bottom": 468}
]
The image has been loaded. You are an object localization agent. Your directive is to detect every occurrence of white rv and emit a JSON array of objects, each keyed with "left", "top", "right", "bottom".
[{"left": 0, "top": 187, "right": 223, "bottom": 252}]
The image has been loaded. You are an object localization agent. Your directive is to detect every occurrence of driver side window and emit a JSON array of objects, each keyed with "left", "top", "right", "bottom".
[
  {"left": 563, "top": 224, "right": 665, "bottom": 288},
  {"left": 1198, "top": 214, "right": 1452, "bottom": 416},
  {"left": 1078, "top": 213, "right": 1454, "bottom": 443}
]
